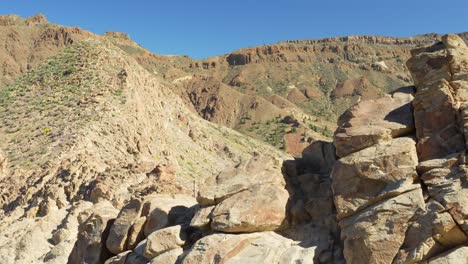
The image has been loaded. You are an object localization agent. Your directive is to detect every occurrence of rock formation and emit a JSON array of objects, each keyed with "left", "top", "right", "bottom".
[{"left": 331, "top": 34, "right": 468, "bottom": 263}]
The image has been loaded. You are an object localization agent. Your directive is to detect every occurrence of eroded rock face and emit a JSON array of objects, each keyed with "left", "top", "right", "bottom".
[{"left": 0, "top": 149, "right": 7, "bottom": 180}]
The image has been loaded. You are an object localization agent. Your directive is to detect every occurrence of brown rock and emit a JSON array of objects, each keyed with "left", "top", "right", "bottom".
[
  {"left": 106, "top": 199, "right": 143, "bottom": 254},
  {"left": 126, "top": 216, "right": 146, "bottom": 250},
  {"left": 104, "top": 251, "right": 130, "bottom": 264},
  {"left": 287, "top": 88, "right": 308, "bottom": 103},
  {"left": 334, "top": 87, "right": 415, "bottom": 157},
  {"left": 332, "top": 137, "right": 419, "bottom": 219},
  {"left": 148, "top": 248, "right": 183, "bottom": 264}
]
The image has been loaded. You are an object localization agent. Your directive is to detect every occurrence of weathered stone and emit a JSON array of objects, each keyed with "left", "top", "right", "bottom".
[
  {"left": 143, "top": 194, "right": 197, "bottom": 237},
  {"left": 334, "top": 88, "right": 414, "bottom": 157},
  {"left": 210, "top": 183, "right": 289, "bottom": 233},
  {"left": 143, "top": 225, "right": 186, "bottom": 259},
  {"left": 339, "top": 189, "right": 425, "bottom": 264},
  {"left": 106, "top": 199, "right": 143, "bottom": 254},
  {"left": 412, "top": 79, "right": 464, "bottom": 161},
  {"left": 332, "top": 137, "right": 419, "bottom": 219},
  {"left": 197, "top": 154, "right": 285, "bottom": 206},
  {"left": 407, "top": 48, "right": 452, "bottom": 87},
  {"left": 68, "top": 201, "right": 118, "bottom": 264},
  {"left": 189, "top": 206, "right": 214, "bottom": 230},
  {"left": 426, "top": 246, "right": 468, "bottom": 264},
  {"left": 180, "top": 232, "right": 315, "bottom": 264}
]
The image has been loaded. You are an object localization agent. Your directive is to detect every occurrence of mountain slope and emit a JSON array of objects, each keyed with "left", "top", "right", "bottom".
[{"left": 0, "top": 38, "right": 287, "bottom": 264}]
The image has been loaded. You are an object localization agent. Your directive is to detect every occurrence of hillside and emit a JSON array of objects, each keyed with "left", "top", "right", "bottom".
[
  {"left": 0, "top": 38, "right": 287, "bottom": 264},
  {"left": 2, "top": 14, "right": 466, "bottom": 155}
]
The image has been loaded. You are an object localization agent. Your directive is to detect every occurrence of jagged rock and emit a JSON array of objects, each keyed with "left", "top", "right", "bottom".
[
  {"left": 142, "top": 194, "right": 197, "bottom": 236},
  {"left": 334, "top": 87, "right": 414, "bottom": 157},
  {"left": 106, "top": 199, "right": 143, "bottom": 254},
  {"left": 143, "top": 225, "right": 187, "bottom": 259},
  {"left": 394, "top": 200, "right": 468, "bottom": 263},
  {"left": 425, "top": 246, "right": 468, "bottom": 264},
  {"left": 51, "top": 228, "right": 70, "bottom": 246},
  {"left": 339, "top": 189, "right": 425, "bottom": 264},
  {"left": 68, "top": 201, "right": 119, "bottom": 264},
  {"left": 210, "top": 183, "right": 289, "bottom": 232},
  {"left": 189, "top": 206, "right": 214, "bottom": 229},
  {"left": 149, "top": 247, "right": 183, "bottom": 264},
  {"left": 332, "top": 137, "right": 419, "bottom": 219},
  {"left": 180, "top": 232, "right": 315, "bottom": 264}
]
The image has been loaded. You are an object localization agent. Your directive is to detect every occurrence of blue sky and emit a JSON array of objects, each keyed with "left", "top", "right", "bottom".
[{"left": 1, "top": 0, "right": 467, "bottom": 59}]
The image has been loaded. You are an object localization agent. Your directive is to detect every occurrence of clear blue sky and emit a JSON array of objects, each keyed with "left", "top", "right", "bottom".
[{"left": 1, "top": 0, "right": 467, "bottom": 59}]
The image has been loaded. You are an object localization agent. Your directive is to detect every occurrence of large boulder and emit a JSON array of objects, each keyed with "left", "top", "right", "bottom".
[
  {"left": 210, "top": 183, "right": 289, "bottom": 232},
  {"left": 196, "top": 154, "right": 289, "bottom": 233},
  {"left": 332, "top": 137, "right": 419, "bottom": 219},
  {"left": 180, "top": 232, "right": 315, "bottom": 264},
  {"left": 68, "top": 201, "right": 119, "bottom": 264},
  {"left": 334, "top": 87, "right": 415, "bottom": 157}
]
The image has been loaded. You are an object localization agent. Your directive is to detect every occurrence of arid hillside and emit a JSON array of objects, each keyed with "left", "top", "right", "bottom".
[{"left": 1, "top": 14, "right": 466, "bottom": 155}]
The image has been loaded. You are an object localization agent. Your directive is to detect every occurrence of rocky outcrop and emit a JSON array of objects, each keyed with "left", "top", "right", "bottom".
[{"left": 331, "top": 34, "right": 468, "bottom": 264}]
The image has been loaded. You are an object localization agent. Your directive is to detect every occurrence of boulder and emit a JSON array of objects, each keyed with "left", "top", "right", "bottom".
[
  {"left": 197, "top": 154, "right": 285, "bottom": 206},
  {"left": 68, "top": 201, "right": 119, "bottom": 264},
  {"left": 104, "top": 251, "right": 130, "bottom": 264},
  {"left": 126, "top": 216, "right": 146, "bottom": 250},
  {"left": 210, "top": 183, "right": 289, "bottom": 232},
  {"left": 142, "top": 194, "right": 197, "bottom": 236},
  {"left": 106, "top": 199, "right": 143, "bottom": 254},
  {"left": 334, "top": 87, "right": 414, "bottom": 157},
  {"left": 332, "top": 137, "right": 419, "bottom": 219},
  {"left": 301, "top": 141, "right": 336, "bottom": 174},
  {"left": 180, "top": 232, "right": 315, "bottom": 264},
  {"left": 143, "top": 225, "right": 186, "bottom": 259},
  {"left": 339, "top": 189, "right": 425, "bottom": 264}
]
